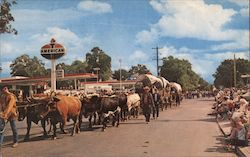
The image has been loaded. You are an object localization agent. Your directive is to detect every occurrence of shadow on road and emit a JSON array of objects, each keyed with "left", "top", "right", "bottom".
[
  {"left": 121, "top": 121, "right": 147, "bottom": 125},
  {"left": 2, "top": 134, "right": 52, "bottom": 148},
  {"left": 80, "top": 126, "right": 102, "bottom": 132},
  {"left": 204, "top": 136, "right": 231, "bottom": 154}
]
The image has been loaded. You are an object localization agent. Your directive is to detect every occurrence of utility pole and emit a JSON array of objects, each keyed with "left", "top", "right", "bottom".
[
  {"left": 0, "top": 35, "right": 2, "bottom": 77},
  {"left": 152, "top": 46, "right": 163, "bottom": 76},
  {"left": 249, "top": 51, "right": 250, "bottom": 61},
  {"left": 119, "top": 59, "right": 122, "bottom": 92},
  {"left": 234, "top": 54, "right": 237, "bottom": 88}
]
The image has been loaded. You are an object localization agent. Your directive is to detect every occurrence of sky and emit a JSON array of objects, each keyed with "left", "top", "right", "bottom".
[{"left": 0, "top": 0, "right": 249, "bottom": 83}]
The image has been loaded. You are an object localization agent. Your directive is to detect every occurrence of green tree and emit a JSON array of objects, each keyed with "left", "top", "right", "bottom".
[
  {"left": 160, "top": 56, "right": 208, "bottom": 91},
  {"left": 213, "top": 58, "right": 250, "bottom": 88},
  {"left": 55, "top": 61, "right": 87, "bottom": 89},
  {"left": 10, "top": 54, "right": 47, "bottom": 77},
  {"left": 0, "top": 0, "right": 17, "bottom": 34},
  {"left": 113, "top": 69, "right": 129, "bottom": 80},
  {"left": 128, "top": 64, "right": 150, "bottom": 78},
  {"left": 69, "top": 60, "right": 87, "bottom": 74},
  {"left": 86, "top": 47, "right": 111, "bottom": 81}
]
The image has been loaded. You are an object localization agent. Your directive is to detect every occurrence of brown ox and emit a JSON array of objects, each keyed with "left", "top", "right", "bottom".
[{"left": 34, "top": 94, "right": 82, "bottom": 139}]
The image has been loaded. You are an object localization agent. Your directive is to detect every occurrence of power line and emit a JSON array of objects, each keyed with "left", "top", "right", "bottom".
[{"left": 152, "top": 46, "right": 163, "bottom": 76}]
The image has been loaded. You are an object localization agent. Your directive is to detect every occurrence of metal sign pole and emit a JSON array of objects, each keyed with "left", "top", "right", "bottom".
[
  {"left": 51, "top": 59, "right": 56, "bottom": 92},
  {"left": 41, "top": 39, "right": 65, "bottom": 93}
]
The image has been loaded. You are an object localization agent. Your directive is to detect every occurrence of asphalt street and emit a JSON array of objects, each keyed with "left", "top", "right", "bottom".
[{"left": 1, "top": 98, "right": 236, "bottom": 157}]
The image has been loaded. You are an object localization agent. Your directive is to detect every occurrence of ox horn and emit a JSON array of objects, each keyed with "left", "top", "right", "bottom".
[
  {"left": 52, "top": 96, "right": 60, "bottom": 102},
  {"left": 30, "top": 94, "right": 48, "bottom": 102},
  {"left": 26, "top": 96, "right": 31, "bottom": 102}
]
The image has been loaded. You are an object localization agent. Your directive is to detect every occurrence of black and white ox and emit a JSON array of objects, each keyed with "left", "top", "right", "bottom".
[{"left": 99, "top": 94, "right": 127, "bottom": 131}]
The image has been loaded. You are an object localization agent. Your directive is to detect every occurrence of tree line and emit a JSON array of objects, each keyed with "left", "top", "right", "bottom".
[{"left": 10, "top": 46, "right": 250, "bottom": 91}]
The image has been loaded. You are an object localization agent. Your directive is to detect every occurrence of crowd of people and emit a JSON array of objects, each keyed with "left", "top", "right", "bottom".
[{"left": 212, "top": 88, "right": 250, "bottom": 150}]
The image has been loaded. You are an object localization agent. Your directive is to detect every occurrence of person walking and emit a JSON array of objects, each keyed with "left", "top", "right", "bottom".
[
  {"left": 141, "top": 86, "right": 155, "bottom": 124},
  {"left": 152, "top": 88, "right": 161, "bottom": 119},
  {"left": 0, "top": 87, "right": 19, "bottom": 150}
]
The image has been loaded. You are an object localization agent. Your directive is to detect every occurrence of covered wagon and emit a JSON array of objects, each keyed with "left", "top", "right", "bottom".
[{"left": 135, "top": 74, "right": 165, "bottom": 93}]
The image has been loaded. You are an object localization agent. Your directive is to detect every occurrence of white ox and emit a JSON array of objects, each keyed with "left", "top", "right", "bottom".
[{"left": 127, "top": 93, "right": 141, "bottom": 119}]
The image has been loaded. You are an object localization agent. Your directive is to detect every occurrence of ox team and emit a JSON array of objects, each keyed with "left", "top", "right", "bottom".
[{"left": 0, "top": 83, "right": 182, "bottom": 153}]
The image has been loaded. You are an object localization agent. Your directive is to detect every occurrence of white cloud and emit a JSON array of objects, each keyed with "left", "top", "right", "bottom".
[
  {"left": 157, "top": 45, "right": 247, "bottom": 82},
  {"left": 0, "top": 61, "right": 12, "bottom": 76},
  {"left": 77, "top": 1, "right": 112, "bottom": 14},
  {"left": 137, "top": 0, "right": 238, "bottom": 44},
  {"left": 1, "top": 42, "right": 13, "bottom": 55},
  {"left": 14, "top": 9, "right": 81, "bottom": 24},
  {"left": 129, "top": 50, "right": 149, "bottom": 62},
  {"left": 228, "top": 0, "right": 249, "bottom": 7},
  {"left": 136, "top": 28, "right": 158, "bottom": 44},
  {"left": 205, "top": 51, "right": 249, "bottom": 60},
  {"left": 159, "top": 45, "right": 216, "bottom": 78},
  {"left": 240, "top": 7, "right": 249, "bottom": 16},
  {"left": 211, "top": 30, "right": 249, "bottom": 50},
  {"left": 30, "top": 27, "right": 96, "bottom": 64},
  {"left": 1, "top": 27, "right": 96, "bottom": 73},
  {"left": 228, "top": 0, "right": 250, "bottom": 17}
]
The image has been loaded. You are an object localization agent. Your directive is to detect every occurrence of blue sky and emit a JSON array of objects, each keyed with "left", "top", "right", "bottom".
[{"left": 0, "top": 0, "right": 249, "bottom": 83}]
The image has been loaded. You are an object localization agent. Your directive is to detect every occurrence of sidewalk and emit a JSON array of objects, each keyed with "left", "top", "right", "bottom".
[{"left": 217, "top": 118, "right": 250, "bottom": 157}]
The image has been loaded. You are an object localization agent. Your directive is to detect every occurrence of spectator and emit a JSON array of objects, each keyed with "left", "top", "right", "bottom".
[
  {"left": 0, "top": 87, "right": 19, "bottom": 149},
  {"left": 225, "top": 116, "right": 247, "bottom": 149}
]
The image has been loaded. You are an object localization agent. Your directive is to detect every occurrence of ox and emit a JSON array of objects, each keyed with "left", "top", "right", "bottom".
[
  {"left": 99, "top": 95, "right": 125, "bottom": 131},
  {"left": 32, "top": 94, "right": 82, "bottom": 139},
  {"left": 126, "top": 93, "right": 140, "bottom": 119},
  {"left": 17, "top": 100, "right": 49, "bottom": 141},
  {"left": 117, "top": 93, "right": 127, "bottom": 121},
  {"left": 80, "top": 94, "right": 101, "bottom": 128},
  {"left": 169, "top": 82, "right": 182, "bottom": 107}
]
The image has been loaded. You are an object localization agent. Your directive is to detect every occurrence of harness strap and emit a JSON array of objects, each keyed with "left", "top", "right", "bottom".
[{"left": 16, "top": 103, "right": 44, "bottom": 108}]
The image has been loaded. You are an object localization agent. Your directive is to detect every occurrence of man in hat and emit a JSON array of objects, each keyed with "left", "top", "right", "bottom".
[
  {"left": 0, "top": 87, "right": 19, "bottom": 149},
  {"left": 141, "top": 86, "right": 155, "bottom": 123},
  {"left": 152, "top": 88, "right": 161, "bottom": 119}
]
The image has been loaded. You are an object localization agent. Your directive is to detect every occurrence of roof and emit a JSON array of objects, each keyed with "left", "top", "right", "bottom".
[
  {"left": 80, "top": 80, "right": 136, "bottom": 85},
  {"left": 0, "top": 73, "right": 97, "bottom": 85}
]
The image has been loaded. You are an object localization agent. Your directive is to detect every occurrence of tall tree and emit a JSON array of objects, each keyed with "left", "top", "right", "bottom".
[
  {"left": 10, "top": 54, "right": 47, "bottom": 77},
  {"left": 55, "top": 61, "right": 87, "bottom": 89},
  {"left": 113, "top": 69, "right": 129, "bottom": 81},
  {"left": 69, "top": 60, "right": 87, "bottom": 74},
  {"left": 86, "top": 47, "right": 111, "bottom": 81},
  {"left": 128, "top": 64, "right": 150, "bottom": 78},
  {"left": 160, "top": 56, "right": 208, "bottom": 90},
  {"left": 213, "top": 58, "right": 250, "bottom": 88},
  {"left": 0, "top": 0, "right": 17, "bottom": 34}
]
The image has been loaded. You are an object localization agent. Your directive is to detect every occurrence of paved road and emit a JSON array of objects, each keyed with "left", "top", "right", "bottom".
[{"left": 2, "top": 98, "right": 236, "bottom": 157}]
